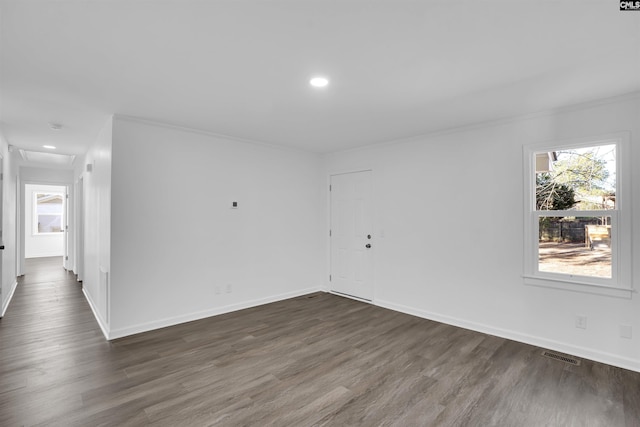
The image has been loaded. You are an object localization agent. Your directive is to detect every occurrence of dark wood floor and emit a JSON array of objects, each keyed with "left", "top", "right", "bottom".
[{"left": 1, "top": 258, "right": 639, "bottom": 426}]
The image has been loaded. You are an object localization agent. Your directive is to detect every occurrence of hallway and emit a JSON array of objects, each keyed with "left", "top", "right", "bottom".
[{"left": 0, "top": 257, "right": 110, "bottom": 425}]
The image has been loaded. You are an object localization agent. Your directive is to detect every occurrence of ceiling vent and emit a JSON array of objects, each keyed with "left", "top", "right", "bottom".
[{"left": 18, "top": 149, "right": 76, "bottom": 166}]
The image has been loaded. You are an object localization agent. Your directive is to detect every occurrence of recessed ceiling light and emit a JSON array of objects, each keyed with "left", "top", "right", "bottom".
[
  {"left": 310, "top": 77, "right": 329, "bottom": 88},
  {"left": 43, "top": 145, "right": 56, "bottom": 149}
]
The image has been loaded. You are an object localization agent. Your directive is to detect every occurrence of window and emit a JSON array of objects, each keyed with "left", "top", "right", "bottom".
[
  {"left": 523, "top": 133, "right": 632, "bottom": 297},
  {"left": 34, "top": 192, "right": 64, "bottom": 234}
]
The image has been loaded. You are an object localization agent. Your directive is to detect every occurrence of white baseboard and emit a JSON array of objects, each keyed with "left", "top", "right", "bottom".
[
  {"left": 108, "top": 286, "right": 323, "bottom": 340},
  {"left": 1, "top": 280, "right": 18, "bottom": 317},
  {"left": 375, "top": 298, "right": 640, "bottom": 373},
  {"left": 82, "top": 288, "right": 110, "bottom": 340},
  {"left": 25, "top": 253, "right": 65, "bottom": 258},
  {"left": 328, "top": 290, "right": 370, "bottom": 303},
  {"left": 82, "top": 284, "right": 639, "bottom": 372}
]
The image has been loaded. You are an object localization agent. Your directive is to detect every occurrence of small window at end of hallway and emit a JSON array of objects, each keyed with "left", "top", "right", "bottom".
[
  {"left": 523, "top": 133, "right": 632, "bottom": 297},
  {"left": 34, "top": 192, "right": 64, "bottom": 234}
]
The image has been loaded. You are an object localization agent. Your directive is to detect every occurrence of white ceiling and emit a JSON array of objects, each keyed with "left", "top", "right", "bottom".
[{"left": 1, "top": 0, "right": 639, "bottom": 160}]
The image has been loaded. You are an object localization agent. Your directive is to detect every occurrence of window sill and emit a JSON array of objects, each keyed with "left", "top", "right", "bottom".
[{"left": 523, "top": 275, "right": 634, "bottom": 299}]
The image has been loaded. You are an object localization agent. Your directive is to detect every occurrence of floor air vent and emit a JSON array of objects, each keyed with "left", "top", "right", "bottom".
[{"left": 541, "top": 350, "right": 581, "bottom": 366}]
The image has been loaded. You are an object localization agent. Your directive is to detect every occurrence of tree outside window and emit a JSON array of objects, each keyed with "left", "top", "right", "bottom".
[
  {"left": 534, "top": 144, "right": 616, "bottom": 279},
  {"left": 525, "top": 134, "right": 631, "bottom": 296}
]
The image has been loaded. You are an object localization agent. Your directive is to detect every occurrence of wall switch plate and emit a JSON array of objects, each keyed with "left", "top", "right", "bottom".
[
  {"left": 575, "top": 315, "right": 587, "bottom": 329},
  {"left": 620, "top": 325, "right": 632, "bottom": 339}
]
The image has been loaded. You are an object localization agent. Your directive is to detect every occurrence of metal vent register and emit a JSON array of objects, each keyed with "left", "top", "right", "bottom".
[{"left": 541, "top": 350, "right": 581, "bottom": 366}]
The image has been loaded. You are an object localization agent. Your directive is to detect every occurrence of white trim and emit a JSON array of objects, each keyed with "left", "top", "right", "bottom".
[
  {"left": 328, "top": 168, "right": 373, "bottom": 177},
  {"left": 522, "top": 132, "right": 632, "bottom": 292},
  {"left": 375, "top": 298, "right": 640, "bottom": 373},
  {"left": 535, "top": 209, "right": 615, "bottom": 217},
  {"left": 100, "top": 266, "right": 109, "bottom": 324},
  {"left": 83, "top": 287, "right": 110, "bottom": 339},
  {"left": 1, "top": 280, "right": 18, "bottom": 317},
  {"left": 108, "top": 286, "right": 322, "bottom": 340},
  {"left": 21, "top": 182, "right": 71, "bottom": 273},
  {"left": 328, "top": 91, "right": 640, "bottom": 155},
  {"left": 114, "top": 114, "right": 321, "bottom": 156},
  {"left": 523, "top": 275, "right": 633, "bottom": 299},
  {"left": 25, "top": 252, "right": 67, "bottom": 258},
  {"left": 122, "top": 92, "right": 640, "bottom": 156},
  {"left": 329, "top": 290, "right": 372, "bottom": 303}
]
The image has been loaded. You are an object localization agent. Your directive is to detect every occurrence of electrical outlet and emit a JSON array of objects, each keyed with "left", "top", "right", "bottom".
[
  {"left": 620, "top": 325, "right": 632, "bottom": 339},
  {"left": 226, "top": 284, "right": 232, "bottom": 293},
  {"left": 575, "top": 315, "right": 587, "bottom": 329}
]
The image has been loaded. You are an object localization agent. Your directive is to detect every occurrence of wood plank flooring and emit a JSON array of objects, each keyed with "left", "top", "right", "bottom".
[{"left": 1, "top": 257, "right": 640, "bottom": 426}]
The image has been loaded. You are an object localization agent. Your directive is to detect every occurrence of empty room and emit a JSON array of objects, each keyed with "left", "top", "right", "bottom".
[{"left": 1, "top": 1, "right": 639, "bottom": 425}]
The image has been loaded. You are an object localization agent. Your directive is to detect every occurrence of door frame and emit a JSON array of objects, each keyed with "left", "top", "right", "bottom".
[
  {"left": 75, "top": 176, "right": 84, "bottom": 282},
  {"left": 327, "top": 168, "right": 375, "bottom": 302},
  {"left": 19, "top": 180, "right": 74, "bottom": 275}
]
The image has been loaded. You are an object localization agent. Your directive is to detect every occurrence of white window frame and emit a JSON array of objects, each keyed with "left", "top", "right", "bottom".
[
  {"left": 33, "top": 191, "right": 65, "bottom": 235},
  {"left": 523, "top": 132, "right": 632, "bottom": 298}
]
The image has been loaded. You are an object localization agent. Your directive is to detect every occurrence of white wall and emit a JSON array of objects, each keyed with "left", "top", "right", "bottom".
[
  {"left": 20, "top": 166, "right": 74, "bottom": 183},
  {"left": 108, "top": 117, "right": 324, "bottom": 337},
  {"left": 323, "top": 94, "right": 640, "bottom": 371},
  {"left": 0, "top": 132, "right": 18, "bottom": 317},
  {"left": 75, "top": 95, "right": 639, "bottom": 373},
  {"left": 78, "top": 117, "right": 113, "bottom": 336},
  {"left": 24, "top": 184, "right": 66, "bottom": 258}
]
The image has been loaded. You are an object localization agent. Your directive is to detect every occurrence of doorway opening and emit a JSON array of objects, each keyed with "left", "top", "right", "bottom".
[{"left": 24, "top": 184, "right": 66, "bottom": 260}]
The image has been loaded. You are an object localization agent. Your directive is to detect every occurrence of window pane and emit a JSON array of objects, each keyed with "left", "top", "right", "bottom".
[
  {"left": 36, "top": 193, "right": 64, "bottom": 233},
  {"left": 38, "top": 214, "right": 63, "bottom": 233},
  {"left": 535, "top": 144, "right": 616, "bottom": 211},
  {"left": 538, "top": 216, "right": 611, "bottom": 278},
  {"left": 36, "top": 193, "right": 63, "bottom": 213}
]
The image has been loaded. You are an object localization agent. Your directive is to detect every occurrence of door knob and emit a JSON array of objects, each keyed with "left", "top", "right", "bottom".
[{"left": 365, "top": 244, "right": 371, "bottom": 249}]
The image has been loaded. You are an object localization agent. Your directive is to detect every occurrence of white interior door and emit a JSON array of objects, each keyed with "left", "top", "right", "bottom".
[
  {"left": 63, "top": 186, "right": 69, "bottom": 270},
  {"left": 330, "top": 170, "right": 373, "bottom": 301}
]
